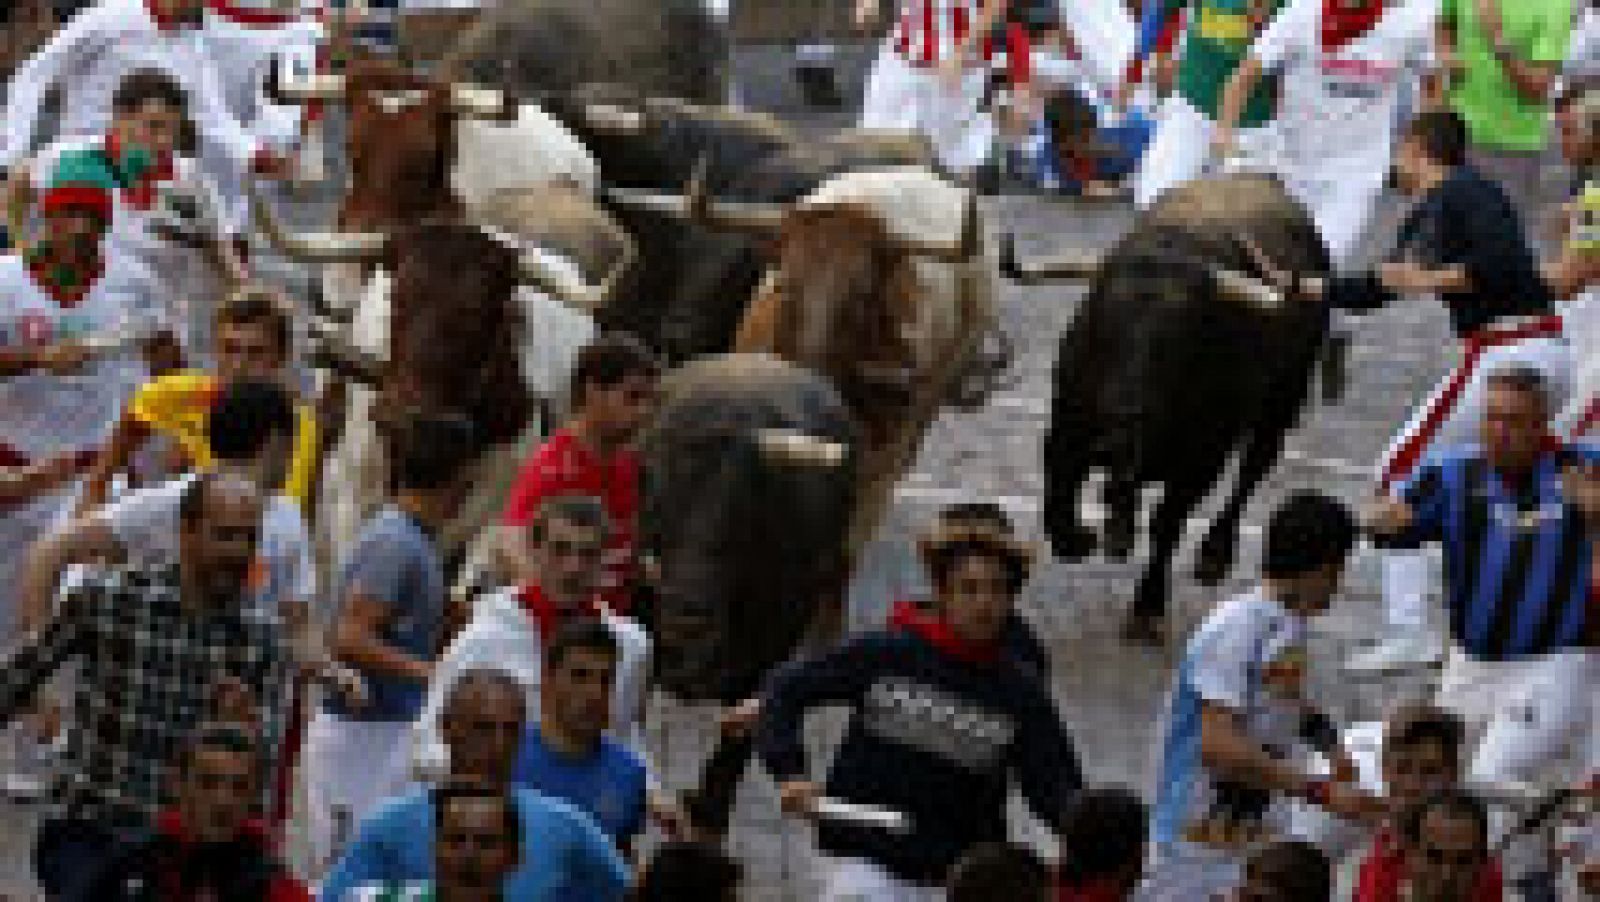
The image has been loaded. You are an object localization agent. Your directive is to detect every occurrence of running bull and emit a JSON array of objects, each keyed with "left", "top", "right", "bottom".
[{"left": 1004, "top": 173, "right": 1333, "bottom": 643}]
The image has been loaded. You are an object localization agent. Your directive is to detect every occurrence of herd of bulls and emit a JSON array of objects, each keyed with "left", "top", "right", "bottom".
[{"left": 235, "top": 11, "right": 1344, "bottom": 830}]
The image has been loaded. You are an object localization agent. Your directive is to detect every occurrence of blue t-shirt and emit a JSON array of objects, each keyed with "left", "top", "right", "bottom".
[
  {"left": 318, "top": 786, "right": 629, "bottom": 902},
  {"left": 324, "top": 506, "right": 444, "bottom": 722},
  {"left": 512, "top": 728, "right": 649, "bottom": 845}
]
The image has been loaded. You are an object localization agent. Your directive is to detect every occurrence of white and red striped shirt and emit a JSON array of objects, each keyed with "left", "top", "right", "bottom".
[{"left": 890, "top": 0, "right": 1032, "bottom": 83}]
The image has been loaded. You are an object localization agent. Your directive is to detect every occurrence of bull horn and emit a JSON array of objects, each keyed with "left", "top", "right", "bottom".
[
  {"left": 450, "top": 84, "right": 516, "bottom": 120},
  {"left": 753, "top": 428, "right": 848, "bottom": 467},
  {"left": 246, "top": 181, "right": 386, "bottom": 263},
  {"left": 271, "top": 65, "right": 347, "bottom": 103},
  {"left": 998, "top": 232, "right": 1102, "bottom": 283},
  {"left": 1207, "top": 265, "right": 1286, "bottom": 312},
  {"left": 897, "top": 189, "right": 981, "bottom": 263},
  {"left": 518, "top": 238, "right": 636, "bottom": 312},
  {"left": 604, "top": 156, "right": 789, "bottom": 237},
  {"left": 575, "top": 101, "right": 648, "bottom": 134}
]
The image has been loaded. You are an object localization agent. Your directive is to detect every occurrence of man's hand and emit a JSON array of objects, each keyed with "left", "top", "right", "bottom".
[
  {"left": 1472, "top": 0, "right": 1504, "bottom": 49},
  {"left": 718, "top": 697, "right": 762, "bottom": 738},
  {"left": 853, "top": 0, "right": 879, "bottom": 32},
  {"left": 211, "top": 674, "right": 259, "bottom": 727},
  {"left": 250, "top": 148, "right": 291, "bottom": 180},
  {"left": 1319, "top": 781, "right": 1389, "bottom": 824},
  {"left": 1378, "top": 261, "right": 1440, "bottom": 294},
  {"left": 1364, "top": 494, "right": 1415, "bottom": 537},
  {"left": 1211, "top": 124, "right": 1238, "bottom": 162},
  {"left": 646, "top": 789, "right": 689, "bottom": 840},
  {"left": 1563, "top": 463, "right": 1600, "bottom": 524},
  {"left": 777, "top": 779, "right": 821, "bottom": 819},
  {"left": 33, "top": 341, "right": 94, "bottom": 375},
  {"left": 937, "top": 55, "right": 967, "bottom": 94}
]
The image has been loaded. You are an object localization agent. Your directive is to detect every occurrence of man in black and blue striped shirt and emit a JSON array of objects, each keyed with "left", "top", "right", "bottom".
[{"left": 1367, "top": 363, "right": 1598, "bottom": 901}]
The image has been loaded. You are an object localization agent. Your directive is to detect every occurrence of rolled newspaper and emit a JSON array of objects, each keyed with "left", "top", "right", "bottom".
[{"left": 813, "top": 798, "right": 911, "bottom": 835}]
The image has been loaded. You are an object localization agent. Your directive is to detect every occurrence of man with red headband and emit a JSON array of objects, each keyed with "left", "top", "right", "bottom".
[
  {"left": 1215, "top": 0, "right": 1440, "bottom": 266},
  {"left": 0, "top": 149, "right": 159, "bottom": 641}
]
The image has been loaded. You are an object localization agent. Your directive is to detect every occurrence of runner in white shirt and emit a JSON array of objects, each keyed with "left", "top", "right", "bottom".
[
  {"left": 0, "top": 0, "right": 290, "bottom": 197},
  {"left": 1216, "top": 0, "right": 1439, "bottom": 266},
  {"left": 0, "top": 150, "right": 159, "bottom": 638}
]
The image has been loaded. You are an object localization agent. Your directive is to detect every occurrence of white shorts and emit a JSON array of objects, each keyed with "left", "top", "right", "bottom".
[
  {"left": 1437, "top": 648, "right": 1597, "bottom": 788},
  {"left": 1558, "top": 289, "right": 1599, "bottom": 439},
  {"left": 299, "top": 711, "right": 418, "bottom": 877},
  {"left": 822, "top": 858, "right": 945, "bottom": 902},
  {"left": 860, "top": 45, "right": 994, "bottom": 175}
]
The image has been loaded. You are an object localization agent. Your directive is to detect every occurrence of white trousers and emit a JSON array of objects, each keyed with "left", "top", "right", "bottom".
[
  {"left": 860, "top": 46, "right": 994, "bottom": 175},
  {"left": 1558, "top": 290, "right": 1600, "bottom": 440},
  {"left": 1377, "top": 330, "right": 1572, "bottom": 633},
  {"left": 822, "top": 858, "right": 945, "bottom": 902},
  {"left": 1437, "top": 649, "right": 1599, "bottom": 879},
  {"left": 1283, "top": 168, "right": 1389, "bottom": 268},
  {"left": 299, "top": 712, "right": 418, "bottom": 877},
  {"left": 1131, "top": 94, "right": 1271, "bottom": 210}
]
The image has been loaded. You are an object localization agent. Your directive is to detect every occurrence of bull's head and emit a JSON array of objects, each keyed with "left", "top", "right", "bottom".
[
  {"left": 640, "top": 354, "right": 858, "bottom": 701},
  {"left": 246, "top": 180, "right": 632, "bottom": 313},
  {"left": 998, "top": 231, "right": 1292, "bottom": 313}
]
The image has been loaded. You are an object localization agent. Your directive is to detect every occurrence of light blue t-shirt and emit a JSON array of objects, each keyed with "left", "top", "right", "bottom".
[
  {"left": 318, "top": 786, "right": 629, "bottom": 902},
  {"left": 512, "top": 727, "right": 649, "bottom": 845},
  {"left": 1151, "top": 589, "right": 1310, "bottom": 851},
  {"left": 324, "top": 505, "right": 443, "bottom": 722}
]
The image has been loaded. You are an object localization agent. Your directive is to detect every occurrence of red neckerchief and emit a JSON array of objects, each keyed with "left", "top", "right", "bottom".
[
  {"left": 25, "top": 242, "right": 104, "bottom": 306},
  {"left": 152, "top": 809, "right": 275, "bottom": 900},
  {"left": 1322, "top": 0, "right": 1386, "bottom": 51},
  {"left": 145, "top": 0, "right": 183, "bottom": 30},
  {"left": 104, "top": 133, "right": 174, "bottom": 211},
  {"left": 1057, "top": 876, "right": 1128, "bottom": 902},
  {"left": 888, "top": 599, "right": 1000, "bottom": 666},
  {"left": 205, "top": 0, "right": 298, "bottom": 26},
  {"left": 517, "top": 583, "right": 603, "bottom": 646}
]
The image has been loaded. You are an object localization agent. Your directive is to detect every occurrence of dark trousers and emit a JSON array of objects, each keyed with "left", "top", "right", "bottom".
[{"left": 33, "top": 816, "right": 132, "bottom": 900}]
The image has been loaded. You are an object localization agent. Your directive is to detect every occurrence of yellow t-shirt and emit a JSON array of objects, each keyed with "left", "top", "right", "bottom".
[{"left": 129, "top": 370, "right": 320, "bottom": 509}]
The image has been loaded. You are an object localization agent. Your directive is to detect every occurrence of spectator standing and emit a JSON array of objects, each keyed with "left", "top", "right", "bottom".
[
  {"left": 0, "top": 473, "right": 285, "bottom": 898},
  {"left": 1055, "top": 787, "right": 1147, "bottom": 901},
  {"left": 320, "top": 670, "right": 629, "bottom": 902},
  {"left": 1365, "top": 365, "right": 1598, "bottom": 900},
  {"left": 1141, "top": 492, "right": 1380, "bottom": 901},
  {"left": 498, "top": 334, "right": 661, "bottom": 614},
  {"left": 70, "top": 722, "right": 311, "bottom": 901},
  {"left": 756, "top": 515, "right": 1083, "bottom": 899},
  {"left": 344, "top": 782, "right": 524, "bottom": 902},
  {"left": 1434, "top": 0, "right": 1573, "bottom": 221},
  {"left": 510, "top": 620, "right": 650, "bottom": 851},
  {"left": 1358, "top": 793, "right": 1500, "bottom": 902},
  {"left": 302, "top": 412, "right": 476, "bottom": 873}
]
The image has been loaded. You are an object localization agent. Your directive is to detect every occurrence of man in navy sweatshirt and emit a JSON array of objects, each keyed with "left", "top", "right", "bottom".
[{"left": 756, "top": 516, "right": 1082, "bottom": 899}]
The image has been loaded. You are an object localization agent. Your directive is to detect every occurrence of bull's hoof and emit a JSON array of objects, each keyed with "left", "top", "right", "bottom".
[
  {"left": 1121, "top": 612, "right": 1166, "bottom": 647},
  {"left": 1193, "top": 533, "right": 1238, "bottom": 586},
  {"left": 1048, "top": 523, "right": 1099, "bottom": 561}
]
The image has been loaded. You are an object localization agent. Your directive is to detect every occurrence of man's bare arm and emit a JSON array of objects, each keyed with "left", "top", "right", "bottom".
[{"left": 17, "top": 516, "right": 123, "bottom": 636}]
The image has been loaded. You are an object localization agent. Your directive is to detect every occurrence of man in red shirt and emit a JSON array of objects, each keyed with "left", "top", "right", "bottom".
[
  {"left": 498, "top": 333, "right": 661, "bottom": 614},
  {"left": 1357, "top": 791, "right": 1503, "bottom": 902}
]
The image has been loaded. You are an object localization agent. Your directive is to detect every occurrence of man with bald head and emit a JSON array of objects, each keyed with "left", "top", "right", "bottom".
[
  {"left": 0, "top": 471, "right": 287, "bottom": 899},
  {"left": 321, "top": 668, "right": 628, "bottom": 902}
]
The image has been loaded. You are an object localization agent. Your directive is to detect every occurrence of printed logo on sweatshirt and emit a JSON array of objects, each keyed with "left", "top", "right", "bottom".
[{"left": 861, "top": 677, "right": 1016, "bottom": 771}]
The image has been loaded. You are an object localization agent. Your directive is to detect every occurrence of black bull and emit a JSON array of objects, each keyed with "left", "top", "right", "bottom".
[
  {"left": 636, "top": 353, "right": 859, "bottom": 835},
  {"left": 1034, "top": 174, "right": 1333, "bottom": 626},
  {"left": 543, "top": 92, "right": 933, "bottom": 362}
]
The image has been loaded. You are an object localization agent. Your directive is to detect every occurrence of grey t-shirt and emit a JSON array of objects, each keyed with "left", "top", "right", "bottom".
[{"left": 325, "top": 505, "right": 444, "bottom": 722}]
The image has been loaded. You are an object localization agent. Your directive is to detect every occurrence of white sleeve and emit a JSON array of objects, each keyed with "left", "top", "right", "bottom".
[
  {"left": 410, "top": 600, "right": 542, "bottom": 776},
  {"left": 93, "top": 478, "right": 187, "bottom": 561},
  {"left": 181, "top": 40, "right": 265, "bottom": 171},
  {"left": 1187, "top": 606, "right": 1263, "bottom": 711},
  {"left": 265, "top": 499, "right": 318, "bottom": 605},
  {"left": 1252, "top": 0, "right": 1319, "bottom": 71},
  {"left": 1, "top": 10, "right": 105, "bottom": 168}
]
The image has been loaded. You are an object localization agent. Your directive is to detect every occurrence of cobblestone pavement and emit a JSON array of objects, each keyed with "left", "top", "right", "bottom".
[{"left": 0, "top": 43, "right": 1464, "bottom": 901}]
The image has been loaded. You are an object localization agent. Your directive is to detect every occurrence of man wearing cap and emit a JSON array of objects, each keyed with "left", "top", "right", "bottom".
[
  {"left": 0, "top": 0, "right": 290, "bottom": 208},
  {"left": 756, "top": 511, "right": 1082, "bottom": 900},
  {"left": 0, "top": 149, "right": 159, "bottom": 641}
]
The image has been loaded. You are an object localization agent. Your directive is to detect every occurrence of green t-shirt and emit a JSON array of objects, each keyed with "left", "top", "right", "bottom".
[
  {"left": 1168, "top": 0, "right": 1284, "bottom": 125},
  {"left": 1442, "top": 0, "right": 1574, "bottom": 151}
]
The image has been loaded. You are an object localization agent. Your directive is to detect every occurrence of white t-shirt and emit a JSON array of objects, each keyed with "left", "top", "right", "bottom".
[
  {"left": 1252, "top": 0, "right": 1437, "bottom": 177},
  {"left": 1152, "top": 588, "right": 1312, "bottom": 850},
  {"left": 93, "top": 472, "right": 316, "bottom": 617}
]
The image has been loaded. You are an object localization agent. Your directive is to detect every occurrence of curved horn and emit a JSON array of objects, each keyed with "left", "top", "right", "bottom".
[
  {"left": 246, "top": 181, "right": 386, "bottom": 263},
  {"left": 897, "top": 188, "right": 981, "bottom": 263},
  {"left": 518, "top": 237, "right": 637, "bottom": 312},
  {"left": 685, "top": 155, "right": 787, "bottom": 236},
  {"left": 272, "top": 67, "right": 347, "bottom": 103},
  {"left": 1207, "top": 265, "right": 1286, "bottom": 312},
  {"left": 998, "top": 232, "right": 1102, "bottom": 283},
  {"left": 575, "top": 101, "right": 648, "bottom": 134},
  {"left": 753, "top": 428, "right": 849, "bottom": 468},
  {"left": 450, "top": 84, "right": 516, "bottom": 120}
]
